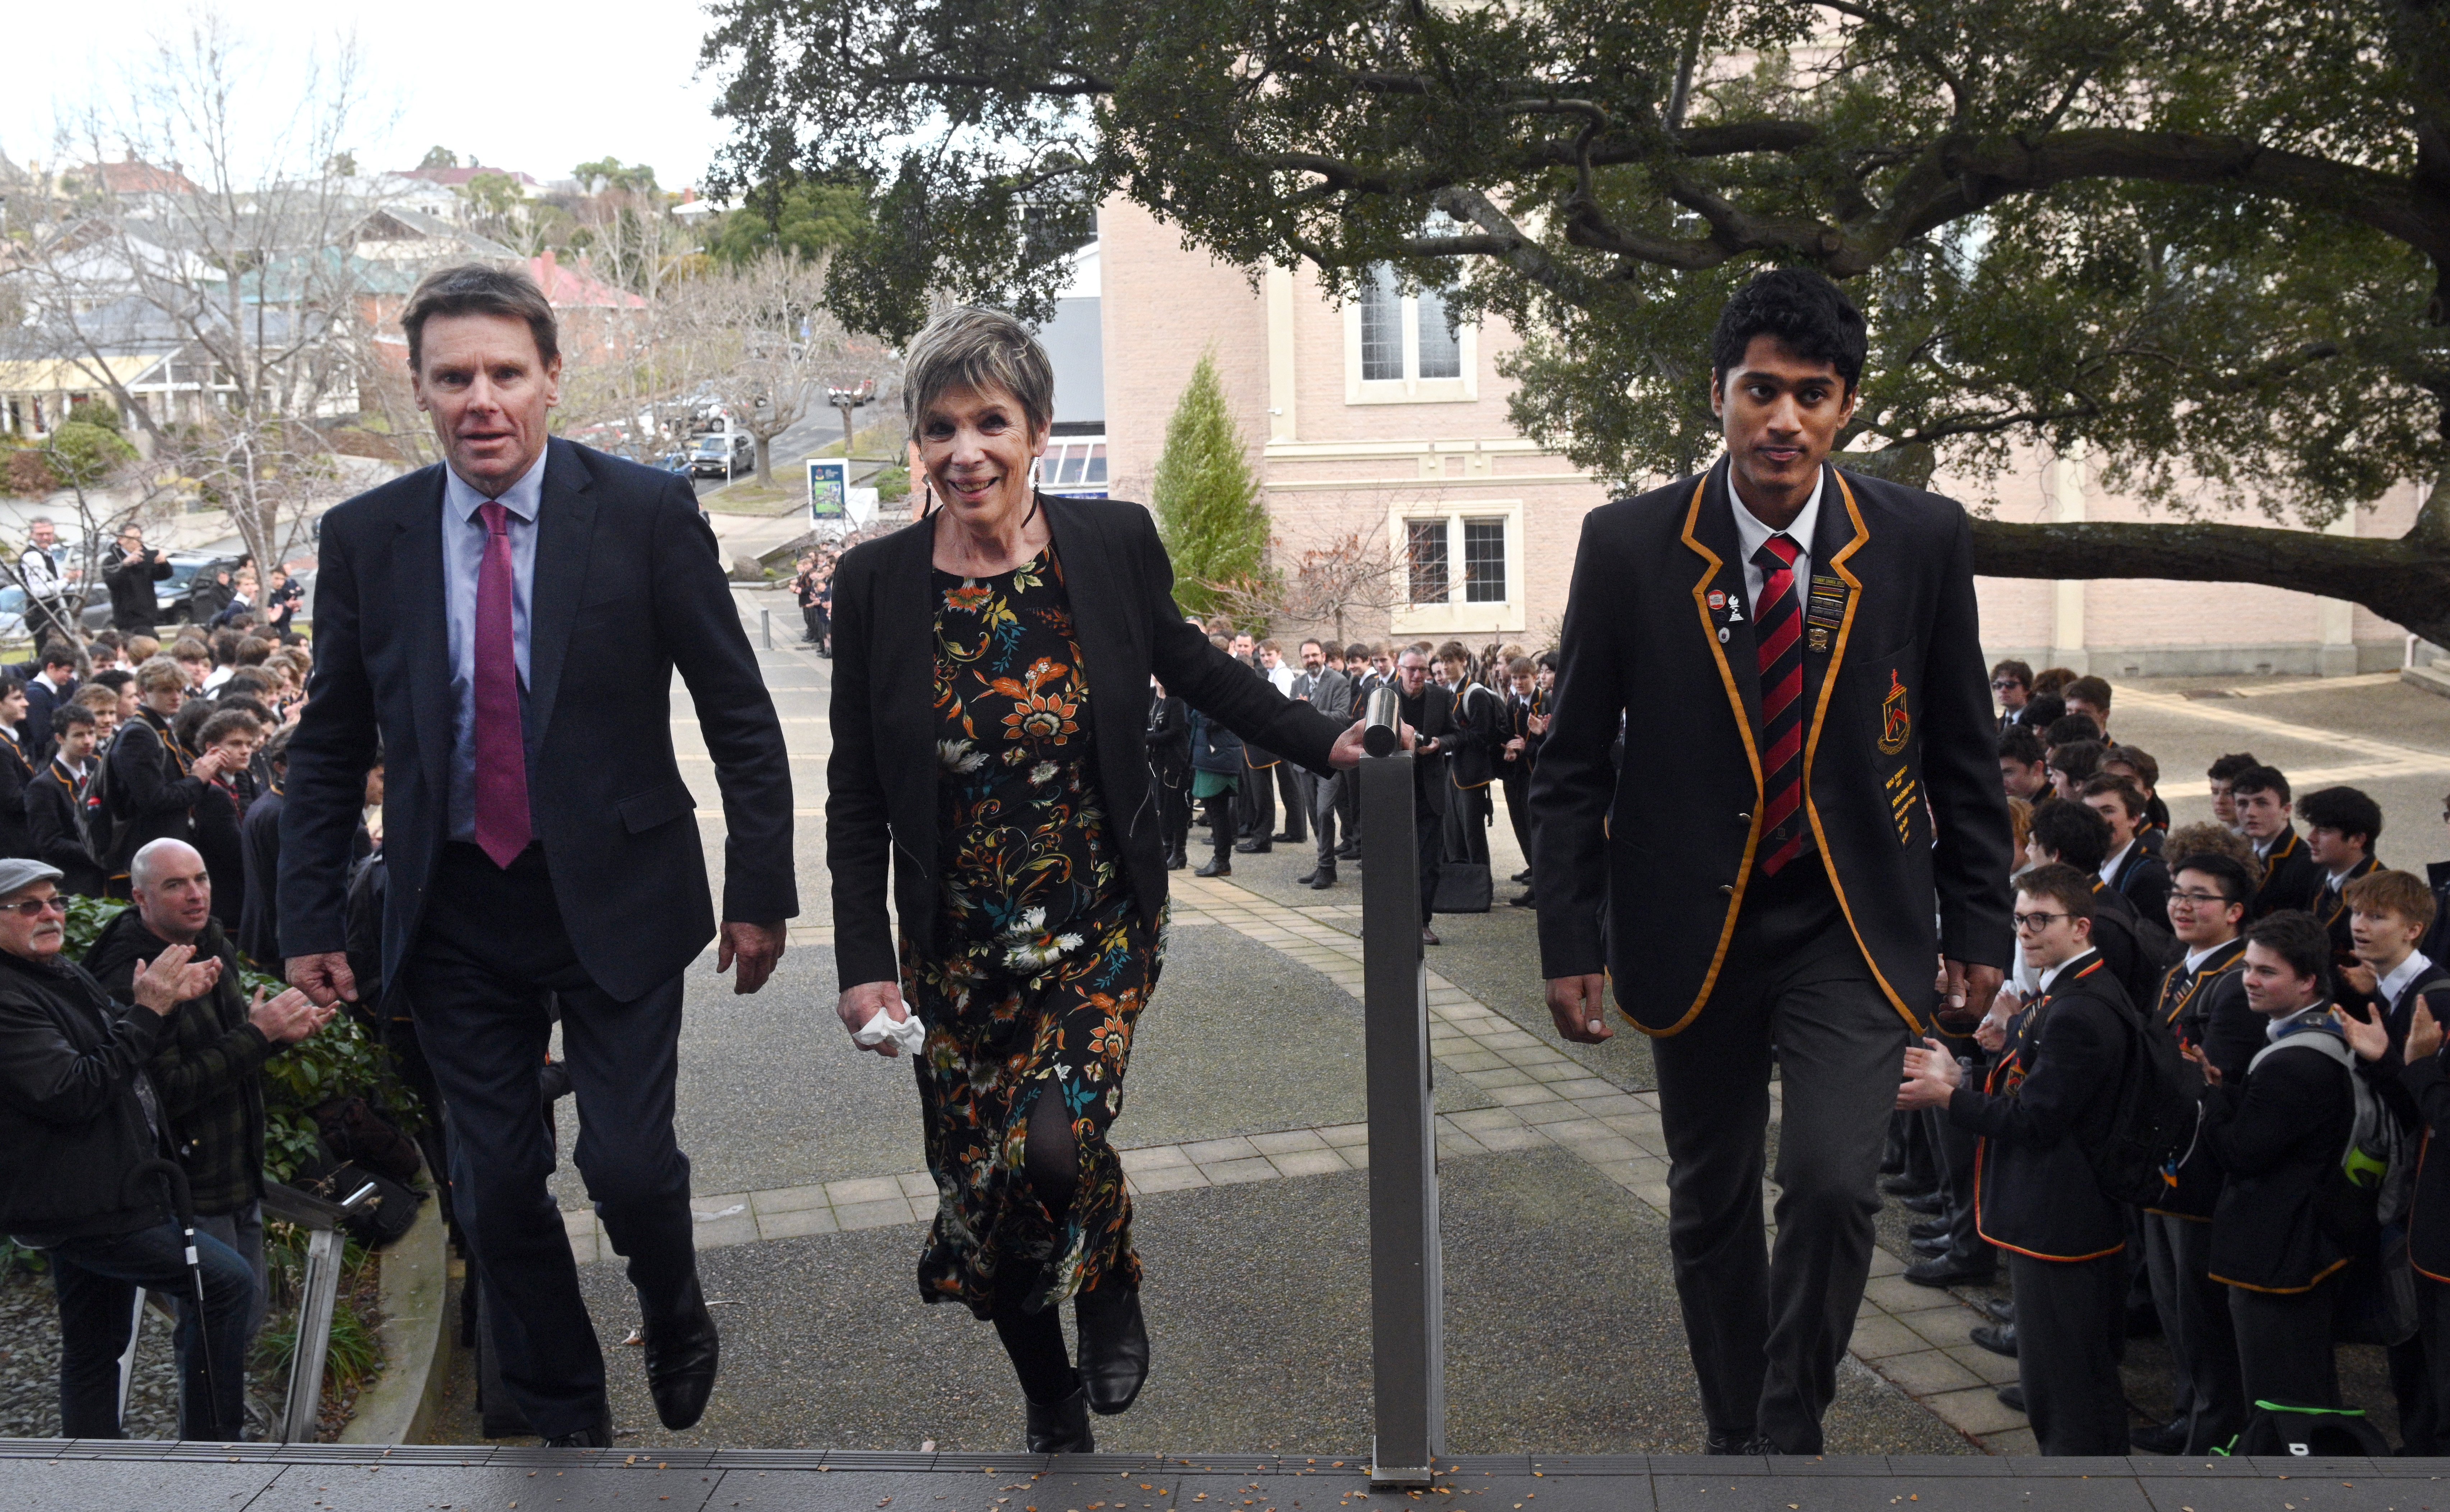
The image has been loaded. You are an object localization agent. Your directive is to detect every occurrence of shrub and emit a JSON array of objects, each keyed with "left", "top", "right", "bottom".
[
  {"left": 6, "top": 447, "right": 58, "bottom": 499},
  {"left": 1152, "top": 350, "right": 1269, "bottom": 618}
]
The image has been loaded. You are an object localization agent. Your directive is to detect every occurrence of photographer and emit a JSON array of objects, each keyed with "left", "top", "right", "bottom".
[
  {"left": 0, "top": 856, "right": 250, "bottom": 1440},
  {"left": 102, "top": 526, "right": 173, "bottom": 638}
]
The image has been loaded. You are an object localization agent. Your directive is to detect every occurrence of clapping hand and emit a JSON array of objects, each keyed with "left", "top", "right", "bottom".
[
  {"left": 2412, "top": 995, "right": 2443, "bottom": 1062},
  {"left": 248, "top": 985, "right": 333, "bottom": 1045},
  {"left": 2341, "top": 961, "right": 2380, "bottom": 998},
  {"left": 2181, "top": 1040, "right": 2222, "bottom": 1088},
  {"left": 2333, "top": 1000, "right": 2391, "bottom": 1063},
  {"left": 1896, "top": 1037, "right": 1962, "bottom": 1109},
  {"left": 132, "top": 944, "right": 221, "bottom": 1015}
]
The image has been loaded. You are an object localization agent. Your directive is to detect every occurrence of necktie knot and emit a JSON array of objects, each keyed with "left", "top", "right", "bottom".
[
  {"left": 1752, "top": 532, "right": 1800, "bottom": 571},
  {"left": 480, "top": 500, "right": 510, "bottom": 538}
]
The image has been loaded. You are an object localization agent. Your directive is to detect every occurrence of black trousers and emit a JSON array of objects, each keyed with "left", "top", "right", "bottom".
[
  {"left": 1929, "top": 1090, "right": 1987, "bottom": 1269},
  {"left": 402, "top": 842, "right": 699, "bottom": 1438},
  {"left": 1648, "top": 857, "right": 1903, "bottom": 1453},
  {"left": 2412, "top": 1277, "right": 2450, "bottom": 1454},
  {"left": 1336, "top": 770, "right": 1361, "bottom": 853},
  {"left": 1238, "top": 762, "right": 1275, "bottom": 839},
  {"left": 2144, "top": 1213, "right": 2244, "bottom": 1452},
  {"left": 1443, "top": 782, "right": 1490, "bottom": 864},
  {"left": 1157, "top": 774, "right": 1191, "bottom": 860},
  {"left": 2011, "top": 1250, "right": 2131, "bottom": 1455},
  {"left": 1202, "top": 791, "right": 1235, "bottom": 861},
  {"left": 51, "top": 1221, "right": 253, "bottom": 1440},
  {"left": 2229, "top": 1274, "right": 2342, "bottom": 1411},
  {"left": 1275, "top": 763, "right": 1308, "bottom": 842},
  {"left": 1499, "top": 772, "right": 1531, "bottom": 865},
  {"left": 1310, "top": 771, "right": 1342, "bottom": 871},
  {"left": 1414, "top": 808, "right": 1442, "bottom": 924}
]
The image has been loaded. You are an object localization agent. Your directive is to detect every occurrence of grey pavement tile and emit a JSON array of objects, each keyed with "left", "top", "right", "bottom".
[
  {"left": 246, "top": 1462, "right": 730, "bottom": 1511},
  {"left": 1318, "top": 1124, "right": 1369, "bottom": 1148},
  {"left": 1202, "top": 1155, "right": 1281, "bottom": 1185},
  {"left": 0, "top": 1459, "right": 289, "bottom": 1512},
  {"left": 836, "top": 1198, "right": 922, "bottom": 1229},
  {"left": 757, "top": 1205, "right": 841, "bottom": 1241},
  {"left": 1870, "top": 1348, "right": 1984, "bottom": 1397},
  {"left": 1248, "top": 1130, "right": 1330, "bottom": 1155},
  {"left": 1120, "top": 1144, "right": 1195, "bottom": 1171},
  {"left": 695, "top": 1214, "right": 764, "bottom": 1250},
  {"left": 754, "top": 1184, "right": 831, "bottom": 1215},
  {"left": 1265, "top": 1149, "right": 1350, "bottom": 1178},
  {"left": 1183, "top": 1136, "right": 1263, "bottom": 1164},
  {"left": 897, "top": 1172, "right": 939, "bottom": 1197},
  {"left": 1648, "top": 1472, "right": 2152, "bottom": 1510},
  {"left": 829, "top": 1176, "right": 908, "bottom": 1205},
  {"left": 1127, "top": 1165, "right": 1212, "bottom": 1194}
]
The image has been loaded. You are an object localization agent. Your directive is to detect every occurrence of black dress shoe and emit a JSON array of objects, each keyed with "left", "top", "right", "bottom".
[
  {"left": 1970, "top": 1322, "right": 2018, "bottom": 1358},
  {"left": 1421, "top": 927, "right": 1440, "bottom": 946},
  {"left": 1981, "top": 1297, "right": 2015, "bottom": 1324},
  {"left": 1309, "top": 871, "right": 1336, "bottom": 890},
  {"left": 1908, "top": 1217, "right": 1950, "bottom": 1241},
  {"left": 1025, "top": 1385, "right": 1095, "bottom": 1452},
  {"left": 2130, "top": 1418, "right": 2189, "bottom": 1455},
  {"left": 542, "top": 1410, "right": 613, "bottom": 1448},
  {"left": 1910, "top": 1233, "right": 1951, "bottom": 1256},
  {"left": 1272, "top": 831, "right": 1300, "bottom": 843},
  {"left": 1509, "top": 891, "right": 1536, "bottom": 908},
  {"left": 1296, "top": 869, "right": 1320, "bottom": 884},
  {"left": 1899, "top": 1190, "right": 1946, "bottom": 1215},
  {"left": 1234, "top": 839, "right": 1270, "bottom": 853},
  {"left": 1166, "top": 851, "right": 1186, "bottom": 871},
  {"left": 1075, "top": 1283, "right": 1150, "bottom": 1415},
  {"left": 1904, "top": 1253, "right": 1996, "bottom": 1287},
  {"left": 1194, "top": 857, "right": 1232, "bottom": 878},
  {"left": 1703, "top": 1431, "right": 1760, "bottom": 1455},
  {"left": 1879, "top": 1173, "right": 1933, "bottom": 1196},
  {"left": 1996, "top": 1382, "right": 2025, "bottom": 1412},
  {"left": 641, "top": 1275, "right": 720, "bottom": 1431},
  {"left": 1511, "top": 869, "right": 1532, "bottom": 884},
  {"left": 1337, "top": 844, "right": 1362, "bottom": 860}
]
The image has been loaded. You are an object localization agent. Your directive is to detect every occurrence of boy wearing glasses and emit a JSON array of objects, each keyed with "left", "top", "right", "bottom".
[
  {"left": 1898, "top": 862, "right": 2136, "bottom": 1454},
  {"left": 2134, "top": 852, "right": 2258, "bottom": 1455}
]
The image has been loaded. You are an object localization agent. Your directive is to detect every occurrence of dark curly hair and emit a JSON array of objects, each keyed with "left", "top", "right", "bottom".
[{"left": 1709, "top": 268, "right": 1870, "bottom": 393}]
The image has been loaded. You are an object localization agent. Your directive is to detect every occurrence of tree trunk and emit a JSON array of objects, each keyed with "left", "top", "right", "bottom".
[
  {"left": 755, "top": 435, "right": 773, "bottom": 487},
  {"left": 1969, "top": 510, "right": 2450, "bottom": 649}
]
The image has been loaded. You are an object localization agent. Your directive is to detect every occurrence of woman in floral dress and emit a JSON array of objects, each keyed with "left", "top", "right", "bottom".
[{"left": 825, "top": 308, "right": 1368, "bottom": 1452}]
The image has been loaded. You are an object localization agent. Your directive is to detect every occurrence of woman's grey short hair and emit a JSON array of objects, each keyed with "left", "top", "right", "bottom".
[{"left": 902, "top": 306, "right": 1054, "bottom": 442}]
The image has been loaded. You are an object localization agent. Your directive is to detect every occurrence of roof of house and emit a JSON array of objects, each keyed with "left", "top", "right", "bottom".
[
  {"left": 526, "top": 250, "right": 645, "bottom": 310},
  {"left": 78, "top": 159, "right": 203, "bottom": 196},
  {"left": 397, "top": 164, "right": 541, "bottom": 191}
]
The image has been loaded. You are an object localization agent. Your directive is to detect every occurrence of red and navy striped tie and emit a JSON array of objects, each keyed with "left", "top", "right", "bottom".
[{"left": 1753, "top": 534, "right": 1805, "bottom": 875}]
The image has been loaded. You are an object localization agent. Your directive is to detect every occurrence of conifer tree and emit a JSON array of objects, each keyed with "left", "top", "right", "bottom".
[{"left": 1151, "top": 351, "right": 1270, "bottom": 621}]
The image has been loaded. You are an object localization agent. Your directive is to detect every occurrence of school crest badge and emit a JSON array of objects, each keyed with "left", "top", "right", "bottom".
[{"left": 1878, "top": 670, "right": 1911, "bottom": 755}]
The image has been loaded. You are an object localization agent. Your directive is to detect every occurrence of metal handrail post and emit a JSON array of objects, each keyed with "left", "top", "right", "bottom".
[
  {"left": 1359, "top": 689, "right": 1442, "bottom": 1488},
  {"left": 264, "top": 1178, "right": 377, "bottom": 1443}
]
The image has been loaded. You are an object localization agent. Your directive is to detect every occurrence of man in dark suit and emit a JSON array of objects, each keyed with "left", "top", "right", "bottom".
[
  {"left": 278, "top": 264, "right": 795, "bottom": 1448},
  {"left": 1293, "top": 639, "right": 1352, "bottom": 889},
  {"left": 1392, "top": 648, "right": 1454, "bottom": 945},
  {"left": 1532, "top": 269, "right": 2013, "bottom": 1454}
]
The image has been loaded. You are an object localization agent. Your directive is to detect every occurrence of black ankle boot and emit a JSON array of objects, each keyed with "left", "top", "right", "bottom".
[
  {"left": 1025, "top": 1385, "right": 1095, "bottom": 1452},
  {"left": 1075, "top": 1283, "right": 1149, "bottom": 1415}
]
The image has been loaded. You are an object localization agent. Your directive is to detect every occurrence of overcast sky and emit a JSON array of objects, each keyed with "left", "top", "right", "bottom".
[{"left": 3, "top": 0, "right": 740, "bottom": 191}]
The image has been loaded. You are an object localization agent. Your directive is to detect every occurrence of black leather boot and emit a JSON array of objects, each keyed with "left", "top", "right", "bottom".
[
  {"left": 1075, "top": 1283, "right": 1149, "bottom": 1415},
  {"left": 641, "top": 1272, "right": 721, "bottom": 1430},
  {"left": 1025, "top": 1385, "right": 1095, "bottom": 1452}
]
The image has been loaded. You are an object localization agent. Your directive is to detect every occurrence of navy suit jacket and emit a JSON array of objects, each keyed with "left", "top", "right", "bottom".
[
  {"left": 279, "top": 438, "right": 797, "bottom": 1001},
  {"left": 1531, "top": 458, "right": 2014, "bottom": 1035}
]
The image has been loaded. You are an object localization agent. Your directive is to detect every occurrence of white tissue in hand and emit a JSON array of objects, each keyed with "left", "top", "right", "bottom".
[{"left": 853, "top": 1004, "right": 926, "bottom": 1055}]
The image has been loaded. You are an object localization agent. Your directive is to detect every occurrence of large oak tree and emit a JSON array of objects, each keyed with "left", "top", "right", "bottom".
[{"left": 701, "top": 0, "right": 2450, "bottom": 641}]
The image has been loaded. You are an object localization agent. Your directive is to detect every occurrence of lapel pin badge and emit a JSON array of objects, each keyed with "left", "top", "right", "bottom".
[{"left": 1718, "top": 627, "right": 1732, "bottom": 644}]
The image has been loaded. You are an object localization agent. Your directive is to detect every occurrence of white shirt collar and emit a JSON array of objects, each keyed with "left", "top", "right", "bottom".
[
  {"left": 441, "top": 448, "right": 548, "bottom": 524},
  {"left": 2380, "top": 951, "right": 2435, "bottom": 1007},
  {"left": 2182, "top": 937, "right": 2238, "bottom": 975},
  {"left": 1729, "top": 466, "right": 1825, "bottom": 569},
  {"left": 2039, "top": 947, "right": 2098, "bottom": 995},
  {"left": 2100, "top": 839, "right": 2135, "bottom": 884}
]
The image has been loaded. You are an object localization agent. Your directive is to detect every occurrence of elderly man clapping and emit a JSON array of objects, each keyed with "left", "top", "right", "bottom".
[
  {"left": 0, "top": 856, "right": 252, "bottom": 1440},
  {"left": 88, "top": 838, "right": 332, "bottom": 1363}
]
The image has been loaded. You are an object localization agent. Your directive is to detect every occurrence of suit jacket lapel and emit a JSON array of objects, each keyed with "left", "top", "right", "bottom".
[
  {"left": 1042, "top": 495, "right": 1138, "bottom": 833},
  {"left": 391, "top": 467, "right": 455, "bottom": 812},
  {"left": 524, "top": 439, "right": 598, "bottom": 748},
  {"left": 1686, "top": 461, "right": 1765, "bottom": 752}
]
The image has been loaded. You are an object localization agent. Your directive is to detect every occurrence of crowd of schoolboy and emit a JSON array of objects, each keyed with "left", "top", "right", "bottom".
[{"left": 1888, "top": 661, "right": 2450, "bottom": 1455}]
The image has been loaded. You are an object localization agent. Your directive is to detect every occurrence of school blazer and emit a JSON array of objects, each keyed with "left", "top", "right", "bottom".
[
  {"left": 2205, "top": 1018, "right": 2358, "bottom": 1293},
  {"left": 1530, "top": 458, "right": 2014, "bottom": 1034},
  {"left": 2252, "top": 827, "right": 2324, "bottom": 918},
  {"left": 2400, "top": 1045, "right": 2450, "bottom": 1281},
  {"left": 1953, "top": 953, "right": 2134, "bottom": 1261},
  {"left": 825, "top": 496, "right": 1344, "bottom": 991},
  {"left": 2145, "top": 939, "right": 2254, "bottom": 1220}
]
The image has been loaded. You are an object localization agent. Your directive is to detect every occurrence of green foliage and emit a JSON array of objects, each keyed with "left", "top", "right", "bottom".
[
  {"left": 574, "top": 158, "right": 660, "bottom": 196},
  {"left": 417, "top": 145, "right": 458, "bottom": 170},
  {"left": 1152, "top": 352, "right": 1270, "bottom": 618},
  {"left": 45, "top": 422, "right": 136, "bottom": 489},
  {"left": 701, "top": 0, "right": 2447, "bottom": 532},
  {"left": 872, "top": 463, "right": 910, "bottom": 503},
  {"left": 709, "top": 180, "right": 868, "bottom": 268},
  {"left": 66, "top": 398, "right": 121, "bottom": 432},
  {"left": 255, "top": 1220, "right": 382, "bottom": 1393}
]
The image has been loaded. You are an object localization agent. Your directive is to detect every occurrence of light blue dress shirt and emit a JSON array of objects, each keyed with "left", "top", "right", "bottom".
[{"left": 440, "top": 451, "right": 544, "bottom": 843}]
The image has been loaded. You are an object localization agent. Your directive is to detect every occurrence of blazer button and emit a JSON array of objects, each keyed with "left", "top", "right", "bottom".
[{"left": 1719, "top": 884, "right": 1735, "bottom": 896}]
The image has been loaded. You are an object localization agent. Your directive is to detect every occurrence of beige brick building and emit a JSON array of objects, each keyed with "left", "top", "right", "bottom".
[{"left": 1092, "top": 198, "right": 2426, "bottom": 675}]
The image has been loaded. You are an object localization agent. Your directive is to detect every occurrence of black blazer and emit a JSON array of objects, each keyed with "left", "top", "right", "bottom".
[
  {"left": 26, "top": 757, "right": 103, "bottom": 897},
  {"left": 2206, "top": 1016, "right": 2358, "bottom": 1293},
  {"left": 825, "top": 496, "right": 1343, "bottom": 991},
  {"left": 279, "top": 439, "right": 798, "bottom": 1002},
  {"left": 1952, "top": 952, "right": 2134, "bottom": 1261},
  {"left": 2108, "top": 843, "right": 2172, "bottom": 931},
  {"left": 1531, "top": 459, "right": 2014, "bottom": 1034},
  {"left": 2146, "top": 937, "right": 2255, "bottom": 1219},
  {"left": 21, "top": 675, "right": 72, "bottom": 764},
  {"left": 2252, "top": 827, "right": 2324, "bottom": 918}
]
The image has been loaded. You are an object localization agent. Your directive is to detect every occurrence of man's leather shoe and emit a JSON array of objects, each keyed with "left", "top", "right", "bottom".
[
  {"left": 2131, "top": 1418, "right": 2189, "bottom": 1455},
  {"left": 1981, "top": 1297, "right": 2015, "bottom": 1324},
  {"left": 1899, "top": 1191, "right": 1946, "bottom": 1215},
  {"left": 1910, "top": 1233, "right": 1951, "bottom": 1256},
  {"left": 1512, "top": 869, "right": 1532, "bottom": 884},
  {"left": 1272, "top": 831, "right": 1300, "bottom": 843},
  {"left": 1337, "top": 844, "right": 1362, "bottom": 860},
  {"left": 1970, "top": 1322, "right": 2018, "bottom": 1358},
  {"left": 1309, "top": 870, "right": 1337, "bottom": 890},
  {"left": 1074, "top": 1283, "right": 1150, "bottom": 1415},
  {"left": 641, "top": 1275, "right": 720, "bottom": 1431},
  {"left": 1904, "top": 1254, "right": 1995, "bottom": 1287},
  {"left": 1908, "top": 1217, "right": 1950, "bottom": 1241},
  {"left": 1703, "top": 1431, "right": 1761, "bottom": 1455},
  {"left": 1509, "top": 891, "right": 1536, "bottom": 908},
  {"left": 1296, "top": 869, "right": 1320, "bottom": 884},
  {"left": 1194, "top": 857, "right": 1231, "bottom": 877},
  {"left": 1421, "top": 927, "right": 1440, "bottom": 946},
  {"left": 1025, "top": 1385, "right": 1095, "bottom": 1452},
  {"left": 1166, "top": 851, "right": 1186, "bottom": 871},
  {"left": 1996, "top": 1382, "right": 2025, "bottom": 1412},
  {"left": 1234, "top": 839, "right": 1270, "bottom": 853},
  {"left": 1879, "top": 1173, "right": 1932, "bottom": 1195},
  {"left": 543, "top": 1410, "right": 613, "bottom": 1448}
]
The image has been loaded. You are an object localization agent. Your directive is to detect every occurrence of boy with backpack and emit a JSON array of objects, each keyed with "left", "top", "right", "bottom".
[
  {"left": 2196, "top": 910, "right": 2361, "bottom": 1412},
  {"left": 1898, "top": 862, "right": 2138, "bottom": 1453}
]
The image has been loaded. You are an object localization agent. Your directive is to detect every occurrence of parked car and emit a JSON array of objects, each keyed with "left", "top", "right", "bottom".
[
  {"left": 654, "top": 450, "right": 694, "bottom": 478},
  {"left": 689, "top": 431, "right": 755, "bottom": 479}
]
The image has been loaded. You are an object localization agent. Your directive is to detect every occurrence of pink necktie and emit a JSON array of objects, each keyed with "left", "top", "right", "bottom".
[{"left": 473, "top": 501, "right": 532, "bottom": 867}]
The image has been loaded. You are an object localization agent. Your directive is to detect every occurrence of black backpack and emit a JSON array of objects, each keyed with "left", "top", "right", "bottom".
[{"left": 2085, "top": 995, "right": 2208, "bottom": 1207}]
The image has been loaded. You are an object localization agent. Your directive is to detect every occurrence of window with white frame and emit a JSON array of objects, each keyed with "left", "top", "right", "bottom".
[
  {"left": 1347, "top": 265, "right": 1475, "bottom": 403},
  {"left": 1392, "top": 505, "right": 1523, "bottom": 634}
]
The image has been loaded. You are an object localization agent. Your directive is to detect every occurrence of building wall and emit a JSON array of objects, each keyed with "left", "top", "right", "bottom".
[{"left": 1098, "top": 196, "right": 2426, "bottom": 672}]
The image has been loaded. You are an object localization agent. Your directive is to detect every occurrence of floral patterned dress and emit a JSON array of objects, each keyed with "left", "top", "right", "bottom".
[{"left": 900, "top": 545, "right": 1163, "bottom": 1318}]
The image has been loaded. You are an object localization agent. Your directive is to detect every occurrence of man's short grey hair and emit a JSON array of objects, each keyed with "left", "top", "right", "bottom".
[
  {"left": 130, "top": 837, "right": 202, "bottom": 894},
  {"left": 403, "top": 262, "right": 560, "bottom": 374},
  {"left": 901, "top": 306, "right": 1054, "bottom": 443},
  {"left": 28, "top": 517, "right": 51, "bottom": 528}
]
